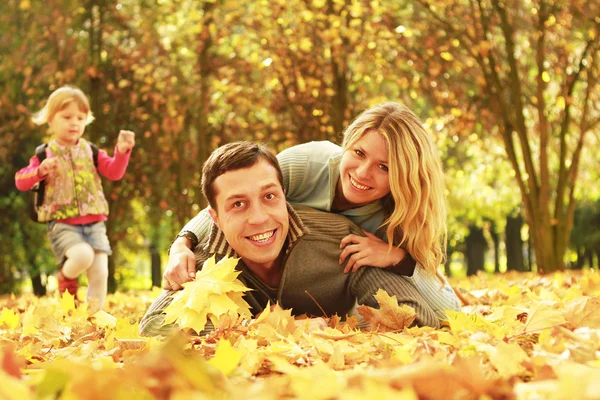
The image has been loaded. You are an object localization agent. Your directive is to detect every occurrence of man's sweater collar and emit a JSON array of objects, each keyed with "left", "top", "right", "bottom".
[{"left": 203, "top": 203, "right": 307, "bottom": 257}]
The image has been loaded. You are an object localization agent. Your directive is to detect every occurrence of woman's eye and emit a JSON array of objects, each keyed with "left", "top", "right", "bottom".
[
  {"left": 354, "top": 149, "right": 365, "bottom": 157},
  {"left": 379, "top": 164, "right": 389, "bottom": 172}
]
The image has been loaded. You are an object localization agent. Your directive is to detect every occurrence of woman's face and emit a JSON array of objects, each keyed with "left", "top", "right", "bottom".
[{"left": 338, "top": 130, "right": 391, "bottom": 207}]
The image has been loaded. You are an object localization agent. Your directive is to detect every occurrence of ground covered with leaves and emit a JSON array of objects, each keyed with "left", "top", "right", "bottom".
[{"left": 1, "top": 268, "right": 600, "bottom": 399}]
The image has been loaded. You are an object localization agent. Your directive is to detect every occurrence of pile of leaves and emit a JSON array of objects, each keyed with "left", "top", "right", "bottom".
[{"left": 1, "top": 266, "right": 600, "bottom": 399}]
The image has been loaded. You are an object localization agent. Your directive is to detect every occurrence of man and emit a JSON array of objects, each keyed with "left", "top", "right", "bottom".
[{"left": 139, "top": 142, "right": 445, "bottom": 337}]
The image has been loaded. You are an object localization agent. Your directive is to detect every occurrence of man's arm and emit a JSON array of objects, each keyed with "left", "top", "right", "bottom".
[
  {"left": 349, "top": 267, "right": 440, "bottom": 328},
  {"left": 139, "top": 289, "right": 179, "bottom": 337},
  {"left": 163, "top": 208, "right": 213, "bottom": 290},
  {"left": 178, "top": 207, "right": 213, "bottom": 242}
]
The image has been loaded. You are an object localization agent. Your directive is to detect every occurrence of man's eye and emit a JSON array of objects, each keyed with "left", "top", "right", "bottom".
[
  {"left": 379, "top": 164, "right": 389, "bottom": 172},
  {"left": 232, "top": 201, "right": 244, "bottom": 208},
  {"left": 265, "top": 193, "right": 275, "bottom": 200}
]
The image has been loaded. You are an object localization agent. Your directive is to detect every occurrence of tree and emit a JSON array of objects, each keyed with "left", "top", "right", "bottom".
[{"left": 405, "top": 0, "right": 600, "bottom": 272}]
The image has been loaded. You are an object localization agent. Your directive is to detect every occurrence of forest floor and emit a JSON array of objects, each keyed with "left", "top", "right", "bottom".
[{"left": 1, "top": 268, "right": 599, "bottom": 399}]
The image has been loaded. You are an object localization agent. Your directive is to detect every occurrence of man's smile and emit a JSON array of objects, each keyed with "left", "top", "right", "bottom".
[{"left": 247, "top": 229, "right": 276, "bottom": 243}]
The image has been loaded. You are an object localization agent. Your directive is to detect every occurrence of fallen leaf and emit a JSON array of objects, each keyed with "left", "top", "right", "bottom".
[
  {"left": 563, "top": 296, "right": 600, "bottom": 329},
  {"left": 357, "top": 289, "right": 416, "bottom": 331},
  {"left": 523, "top": 304, "right": 566, "bottom": 333}
]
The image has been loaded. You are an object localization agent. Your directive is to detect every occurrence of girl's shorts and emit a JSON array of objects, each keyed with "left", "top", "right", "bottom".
[{"left": 47, "top": 221, "right": 112, "bottom": 266}]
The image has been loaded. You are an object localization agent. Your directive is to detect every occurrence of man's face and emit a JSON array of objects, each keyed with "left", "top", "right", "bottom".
[{"left": 208, "top": 160, "right": 289, "bottom": 273}]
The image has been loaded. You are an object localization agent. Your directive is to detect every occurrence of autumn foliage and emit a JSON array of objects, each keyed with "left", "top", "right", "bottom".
[{"left": 1, "top": 268, "right": 600, "bottom": 399}]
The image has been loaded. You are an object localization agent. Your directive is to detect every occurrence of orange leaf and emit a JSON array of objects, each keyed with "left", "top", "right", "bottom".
[{"left": 357, "top": 289, "right": 416, "bottom": 331}]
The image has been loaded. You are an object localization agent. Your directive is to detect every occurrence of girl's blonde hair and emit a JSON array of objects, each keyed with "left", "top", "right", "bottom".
[
  {"left": 342, "top": 102, "right": 447, "bottom": 277},
  {"left": 32, "top": 86, "right": 94, "bottom": 126}
]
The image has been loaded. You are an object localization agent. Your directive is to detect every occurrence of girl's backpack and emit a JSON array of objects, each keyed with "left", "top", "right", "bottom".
[{"left": 29, "top": 142, "right": 99, "bottom": 222}]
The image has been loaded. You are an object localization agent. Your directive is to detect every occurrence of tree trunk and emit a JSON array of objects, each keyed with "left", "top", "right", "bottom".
[
  {"left": 527, "top": 236, "right": 534, "bottom": 272},
  {"left": 30, "top": 273, "right": 46, "bottom": 296},
  {"left": 465, "top": 225, "right": 487, "bottom": 276},
  {"left": 150, "top": 245, "right": 162, "bottom": 288},
  {"left": 107, "top": 253, "right": 116, "bottom": 294},
  {"left": 445, "top": 246, "right": 453, "bottom": 277},
  {"left": 489, "top": 222, "right": 500, "bottom": 273},
  {"left": 506, "top": 215, "right": 525, "bottom": 272}
]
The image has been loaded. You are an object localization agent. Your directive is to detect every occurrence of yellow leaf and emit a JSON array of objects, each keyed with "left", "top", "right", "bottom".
[
  {"left": 60, "top": 291, "right": 76, "bottom": 315},
  {"left": 563, "top": 296, "right": 600, "bottom": 329},
  {"left": 1, "top": 308, "right": 19, "bottom": 329},
  {"left": 164, "top": 256, "right": 252, "bottom": 334},
  {"left": 485, "top": 342, "right": 528, "bottom": 378},
  {"left": 357, "top": 289, "right": 416, "bottom": 331},
  {"left": 208, "top": 339, "right": 242, "bottom": 375},
  {"left": 440, "top": 51, "right": 454, "bottom": 61},
  {"left": 542, "top": 71, "right": 550, "bottom": 82},
  {"left": 0, "top": 370, "right": 32, "bottom": 400},
  {"left": 21, "top": 305, "right": 40, "bottom": 337},
  {"left": 114, "top": 318, "right": 140, "bottom": 339},
  {"left": 91, "top": 310, "right": 117, "bottom": 328},
  {"left": 19, "top": 0, "right": 30, "bottom": 11},
  {"left": 524, "top": 304, "right": 567, "bottom": 333}
]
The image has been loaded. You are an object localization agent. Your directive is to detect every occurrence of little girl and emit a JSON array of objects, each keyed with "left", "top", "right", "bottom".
[{"left": 15, "top": 86, "right": 135, "bottom": 312}]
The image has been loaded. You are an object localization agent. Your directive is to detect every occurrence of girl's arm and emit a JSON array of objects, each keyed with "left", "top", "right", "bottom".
[
  {"left": 96, "top": 130, "right": 135, "bottom": 180},
  {"left": 15, "top": 155, "right": 43, "bottom": 191},
  {"left": 96, "top": 146, "right": 131, "bottom": 180}
]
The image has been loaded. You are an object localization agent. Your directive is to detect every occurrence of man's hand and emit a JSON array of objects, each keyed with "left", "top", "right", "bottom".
[
  {"left": 162, "top": 237, "right": 196, "bottom": 290},
  {"left": 38, "top": 158, "right": 59, "bottom": 178},
  {"left": 339, "top": 231, "right": 406, "bottom": 273},
  {"left": 116, "top": 130, "right": 136, "bottom": 154}
]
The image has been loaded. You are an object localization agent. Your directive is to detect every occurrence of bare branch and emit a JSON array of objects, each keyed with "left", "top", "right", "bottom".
[
  {"left": 490, "top": 0, "right": 539, "bottom": 203},
  {"left": 555, "top": 25, "right": 600, "bottom": 222}
]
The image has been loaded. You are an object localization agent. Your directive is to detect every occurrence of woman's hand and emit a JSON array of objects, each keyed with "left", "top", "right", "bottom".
[{"left": 339, "top": 231, "right": 406, "bottom": 273}]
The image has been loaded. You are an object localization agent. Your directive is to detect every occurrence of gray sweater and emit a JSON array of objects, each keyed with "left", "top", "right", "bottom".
[{"left": 139, "top": 205, "right": 455, "bottom": 337}]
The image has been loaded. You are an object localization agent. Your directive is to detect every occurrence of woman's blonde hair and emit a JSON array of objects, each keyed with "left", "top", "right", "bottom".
[
  {"left": 342, "top": 102, "right": 447, "bottom": 277},
  {"left": 32, "top": 86, "right": 94, "bottom": 126}
]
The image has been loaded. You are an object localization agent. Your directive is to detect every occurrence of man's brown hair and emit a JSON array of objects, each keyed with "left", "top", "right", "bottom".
[{"left": 201, "top": 141, "right": 284, "bottom": 209}]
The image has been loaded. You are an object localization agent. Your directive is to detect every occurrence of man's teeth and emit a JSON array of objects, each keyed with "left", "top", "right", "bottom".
[
  {"left": 249, "top": 230, "right": 275, "bottom": 242},
  {"left": 350, "top": 176, "right": 371, "bottom": 190}
]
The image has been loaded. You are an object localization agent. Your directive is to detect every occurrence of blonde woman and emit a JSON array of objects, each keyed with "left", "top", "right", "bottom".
[{"left": 166, "top": 102, "right": 459, "bottom": 319}]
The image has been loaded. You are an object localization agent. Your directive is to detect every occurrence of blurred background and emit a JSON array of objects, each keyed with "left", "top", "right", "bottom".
[{"left": 1, "top": 0, "right": 598, "bottom": 295}]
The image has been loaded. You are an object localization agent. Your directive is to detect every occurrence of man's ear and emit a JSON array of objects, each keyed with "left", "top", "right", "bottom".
[{"left": 208, "top": 207, "right": 220, "bottom": 228}]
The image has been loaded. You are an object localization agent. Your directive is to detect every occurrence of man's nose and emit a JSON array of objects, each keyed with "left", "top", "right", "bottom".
[{"left": 247, "top": 203, "right": 269, "bottom": 224}]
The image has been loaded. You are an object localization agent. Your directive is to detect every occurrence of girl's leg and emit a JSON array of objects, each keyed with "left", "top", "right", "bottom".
[
  {"left": 62, "top": 242, "right": 95, "bottom": 279},
  {"left": 86, "top": 252, "right": 108, "bottom": 313}
]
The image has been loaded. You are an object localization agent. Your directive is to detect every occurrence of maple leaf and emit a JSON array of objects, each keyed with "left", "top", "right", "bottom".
[
  {"left": 60, "top": 291, "right": 76, "bottom": 315},
  {"left": 523, "top": 304, "right": 567, "bottom": 333},
  {"left": 208, "top": 338, "right": 242, "bottom": 375},
  {"left": 484, "top": 342, "right": 528, "bottom": 378},
  {"left": 90, "top": 310, "right": 117, "bottom": 328},
  {"left": 356, "top": 289, "right": 416, "bottom": 331},
  {"left": 164, "top": 256, "right": 252, "bottom": 334},
  {"left": 250, "top": 302, "right": 299, "bottom": 338},
  {"left": 0, "top": 308, "right": 19, "bottom": 330},
  {"left": 563, "top": 296, "right": 600, "bottom": 329}
]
